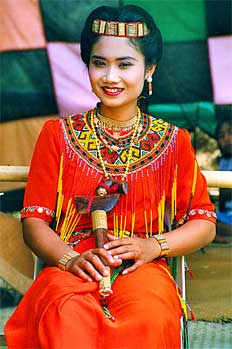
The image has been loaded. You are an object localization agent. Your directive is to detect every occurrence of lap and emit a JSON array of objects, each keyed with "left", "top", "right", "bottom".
[{"left": 5, "top": 261, "right": 182, "bottom": 349}]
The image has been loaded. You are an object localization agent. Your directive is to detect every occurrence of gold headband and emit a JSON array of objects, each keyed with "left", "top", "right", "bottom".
[{"left": 92, "top": 19, "right": 149, "bottom": 38}]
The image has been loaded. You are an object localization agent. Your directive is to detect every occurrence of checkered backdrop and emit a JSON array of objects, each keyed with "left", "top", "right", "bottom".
[{"left": 1, "top": 0, "right": 232, "bottom": 170}]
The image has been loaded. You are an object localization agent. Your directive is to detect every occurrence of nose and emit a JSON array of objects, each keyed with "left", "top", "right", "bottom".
[{"left": 103, "top": 66, "right": 120, "bottom": 83}]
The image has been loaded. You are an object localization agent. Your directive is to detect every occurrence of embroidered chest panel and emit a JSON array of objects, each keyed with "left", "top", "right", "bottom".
[{"left": 61, "top": 111, "right": 178, "bottom": 175}]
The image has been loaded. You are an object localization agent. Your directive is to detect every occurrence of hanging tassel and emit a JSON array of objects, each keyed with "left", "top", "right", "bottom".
[
  {"left": 171, "top": 164, "right": 177, "bottom": 227},
  {"left": 185, "top": 261, "right": 195, "bottom": 279},
  {"left": 186, "top": 302, "right": 196, "bottom": 321},
  {"left": 158, "top": 191, "right": 165, "bottom": 234},
  {"left": 55, "top": 154, "right": 64, "bottom": 231}
]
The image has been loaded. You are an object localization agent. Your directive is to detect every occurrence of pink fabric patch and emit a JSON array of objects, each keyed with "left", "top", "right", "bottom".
[
  {"left": 47, "top": 43, "right": 99, "bottom": 117},
  {"left": 1, "top": 0, "right": 46, "bottom": 51},
  {"left": 208, "top": 36, "right": 232, "bottom": 104}
]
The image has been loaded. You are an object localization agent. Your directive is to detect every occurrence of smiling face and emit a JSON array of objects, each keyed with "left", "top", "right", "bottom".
[{"left": 88, "top": 36, "right": 155, "bottom": 119}]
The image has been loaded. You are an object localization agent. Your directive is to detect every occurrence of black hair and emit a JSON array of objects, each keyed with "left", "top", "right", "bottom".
[
  {"left": 80, "top": 5, "right": 162, "bottom": 68},
  {"left": 215, "top": 105, "right": 232, "bottom": 139}
]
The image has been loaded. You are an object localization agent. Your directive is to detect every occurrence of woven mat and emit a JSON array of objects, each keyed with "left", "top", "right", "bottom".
[{"left": 186, "top": 244, "right": 232, "bottom": 322}]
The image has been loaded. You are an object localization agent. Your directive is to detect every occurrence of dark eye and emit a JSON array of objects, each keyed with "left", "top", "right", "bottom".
[
  {"left": 119, "top": 61, "right": 133, "bottom": 69},
  {"left": 92, "top": 59, "right": 105, "bottom": 67}
]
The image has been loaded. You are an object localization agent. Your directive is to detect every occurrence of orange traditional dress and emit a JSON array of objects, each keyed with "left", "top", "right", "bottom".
[{"left": 5, "top": 110, "right": 216, "bottom": 349}]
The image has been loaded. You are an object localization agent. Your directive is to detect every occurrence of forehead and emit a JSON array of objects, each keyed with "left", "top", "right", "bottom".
[{"left": 90, "top": 36, "right": 144, "bottom": 60}]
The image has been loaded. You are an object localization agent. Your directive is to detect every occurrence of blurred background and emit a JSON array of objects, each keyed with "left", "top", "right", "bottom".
[
  {"left": 1, "top": 0, "right": 231, "bottom": 209},
  {"left": 0, "top": 1, "right": 231, "bottom": 347}
]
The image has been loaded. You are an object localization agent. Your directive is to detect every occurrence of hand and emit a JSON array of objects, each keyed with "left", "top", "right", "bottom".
[
  {"left": 66, "top": 248, "right": 122, "bottom": 282},
  {"left": 103, "top": 234, "right": 161, "bottom": 275}
]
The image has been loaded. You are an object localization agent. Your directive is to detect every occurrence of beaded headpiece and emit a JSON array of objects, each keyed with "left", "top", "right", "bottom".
[{"left": 92, "top": 19, "right": 149, "bottom": 38}]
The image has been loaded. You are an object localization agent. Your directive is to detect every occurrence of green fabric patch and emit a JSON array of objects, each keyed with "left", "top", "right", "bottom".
[
  {"left": 123, "top": 0, "right": 207, "bottom": 42},
  {"left": 205, "top": 0, "right": 231, "bottom": 36},
  {"left": 149, "top": 41, "right": 213, "bottom": 104},
  {"left": 148, "top": 102, "right": 216, "bottom": 136},
  {"left": 1, "top": 50, "right": 58, "bottom": 121},
  {"left": 40, "top": 0, "right": 120, "bottom": 42}
]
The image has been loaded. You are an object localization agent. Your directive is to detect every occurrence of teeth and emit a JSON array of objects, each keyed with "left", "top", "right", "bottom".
[{"left": 104, "top": 88, "right": 121, "bottom": 93}]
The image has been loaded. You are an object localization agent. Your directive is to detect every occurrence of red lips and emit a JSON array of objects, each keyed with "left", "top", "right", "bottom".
[{"left": 102, "top": 87, "right": 124, "bottom": 96}]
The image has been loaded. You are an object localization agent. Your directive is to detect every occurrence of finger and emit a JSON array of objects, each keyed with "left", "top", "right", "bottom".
[
  {"left": 104, "top": 238, "right": 131, "bottom": 250},
  {"left": 75, "top": 267, "right": 93, "bottom": 282},
  {"left": 67, "top": 261, "right": 94, "bottom": 282},
  {"left": 107, "top": 234, "right": 118, "bottom": 240},
  {"left": 94, "top": 247, "right": 117, "bottom": 265},
  {"left": 85, "top": 250, "right": 122, "bottom": 274},
  {"left": 113, "top": 251, "right": 136, "bottom": 260},
  {"left": 84, "top": 254, "right": 110, "bottom": 278},
  {"left": 122, "top": 260, "right": 142, "bottom": 275},
  {"left": 79, "top": 258, "right": 105, "bottom": 281},
  {"left": 106, "top": 243, "right": 134, "bottom": 257}
]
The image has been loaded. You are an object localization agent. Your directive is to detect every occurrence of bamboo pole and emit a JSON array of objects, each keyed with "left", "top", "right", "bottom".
[
  {"left": 0, "top": 166, "right": 231, "bottom": 188},
  {"left": 202, "top": 171, "right": 232, "bottom": 189},
  {"left": 0, "top": 166, "right": 29, "bottom": 182}
]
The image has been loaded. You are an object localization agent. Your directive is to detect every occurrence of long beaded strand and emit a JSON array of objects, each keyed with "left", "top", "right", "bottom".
[{"left": 90, "top": 107, "right": 141, "bottom": 182}]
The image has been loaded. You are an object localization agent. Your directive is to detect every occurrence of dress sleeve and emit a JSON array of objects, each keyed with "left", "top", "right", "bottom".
[
  {"left": 21, "top": 120, "right": 61, "bottom": 222},
  {"left": 175, "top": 129, "right": 216, "bottom": 224}
]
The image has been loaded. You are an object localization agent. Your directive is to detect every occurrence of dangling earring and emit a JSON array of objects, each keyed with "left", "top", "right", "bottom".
[{"left": 147, "top": 76, "right": 153, "bottom": 96}]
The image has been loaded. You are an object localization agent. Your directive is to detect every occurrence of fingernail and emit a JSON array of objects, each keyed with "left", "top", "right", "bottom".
[
  {"left": 103, "top": 269, "right": 109, "bottom": 276},
  {"left": 113, "top": 255, "right": 119, "bottom": 259},
  {"left": 104, "top": 244, "right": 109, "bottom": 249},
  {"left": 122, "top": 270, "right": 128, "bottom": 275}
]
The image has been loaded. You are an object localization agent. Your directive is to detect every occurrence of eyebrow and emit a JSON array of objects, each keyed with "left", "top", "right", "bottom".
[{"left": 91, "top": 55, "right": 138, "bottom": 62}]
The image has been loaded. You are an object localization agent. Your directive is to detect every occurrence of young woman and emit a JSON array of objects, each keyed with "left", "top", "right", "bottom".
[{"left": 5, "top": 5, "right": 216, "bottom": 349}]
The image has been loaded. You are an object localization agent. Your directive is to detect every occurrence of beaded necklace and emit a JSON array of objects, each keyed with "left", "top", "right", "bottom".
[
  {"left": 96, "top": 110, "right": 137, "bottom": 132},
  {"left": 90, "top": 107, "right": 141, "bottom": 181}
]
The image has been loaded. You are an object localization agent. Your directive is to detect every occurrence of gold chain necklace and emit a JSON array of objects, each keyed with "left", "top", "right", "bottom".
[
  {"left": 96, "top": 110, "right": 137, "bottom": 132},
  {"left": 90, "top": 107, "right": 141, "bottom": 181}
]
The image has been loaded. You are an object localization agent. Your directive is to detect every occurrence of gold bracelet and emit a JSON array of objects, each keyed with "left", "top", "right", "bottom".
[
  {"left": 153, "top": 234, "right": 170, "bottom": 258},
  {"left": 57, "top": 250, "right": 80, "bottom": 271}
]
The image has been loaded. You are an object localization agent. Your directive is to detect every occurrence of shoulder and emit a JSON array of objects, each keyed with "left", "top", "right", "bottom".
[
  {"left": 35, "top": 118, "right": 61, "bottom": 141},
  {"left": 176, "top": 127, "right": 192, "bottom": 143},
  {"left": 149, "top": 114, "right": 178, "bottom": 133},
  {"left": 148, "top": 113, "right": 194, "bottom": 150},
  {"left": 62, "top": 112, "right": 87, "bottom": 123},
  {"left": 61, "top": 112, "right": 88, "bottom": 129},
  {"left": 148, "top": 113, "right": 179, "bottom": 142},
  {"left": 40, "top": 118, "right": 60, "bottom": 133}
]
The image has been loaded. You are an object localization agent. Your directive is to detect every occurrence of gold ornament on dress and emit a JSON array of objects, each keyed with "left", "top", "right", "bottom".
[
  {"left": 147, "top": 76, "right": 153, "bottom": 96},
  {"left": 90, "top": 107, "right": 141, "bottom": 181},
  {"left": 92, "top": 19, "right": 149, "bottom": 38}
]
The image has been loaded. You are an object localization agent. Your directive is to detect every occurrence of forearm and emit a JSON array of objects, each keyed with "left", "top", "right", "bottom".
[
  {"left": 23, "top": 217, "right": 74, "bottom": 266},
  {"left": 164, "top": 219, "right": 216, "bottom": 257}
]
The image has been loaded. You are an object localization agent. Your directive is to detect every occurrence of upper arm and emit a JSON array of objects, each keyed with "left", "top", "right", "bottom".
[
  {"left": 175, "top": 129, "right": 216, "bottom": 224},
  {"left": 21, "top": 120, "right": 62, "bottom": 223}
]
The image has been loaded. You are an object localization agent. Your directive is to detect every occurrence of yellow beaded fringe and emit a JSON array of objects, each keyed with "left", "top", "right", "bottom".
[{"left": 55, "top": 154, "right": 81, "bottom": 243}]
